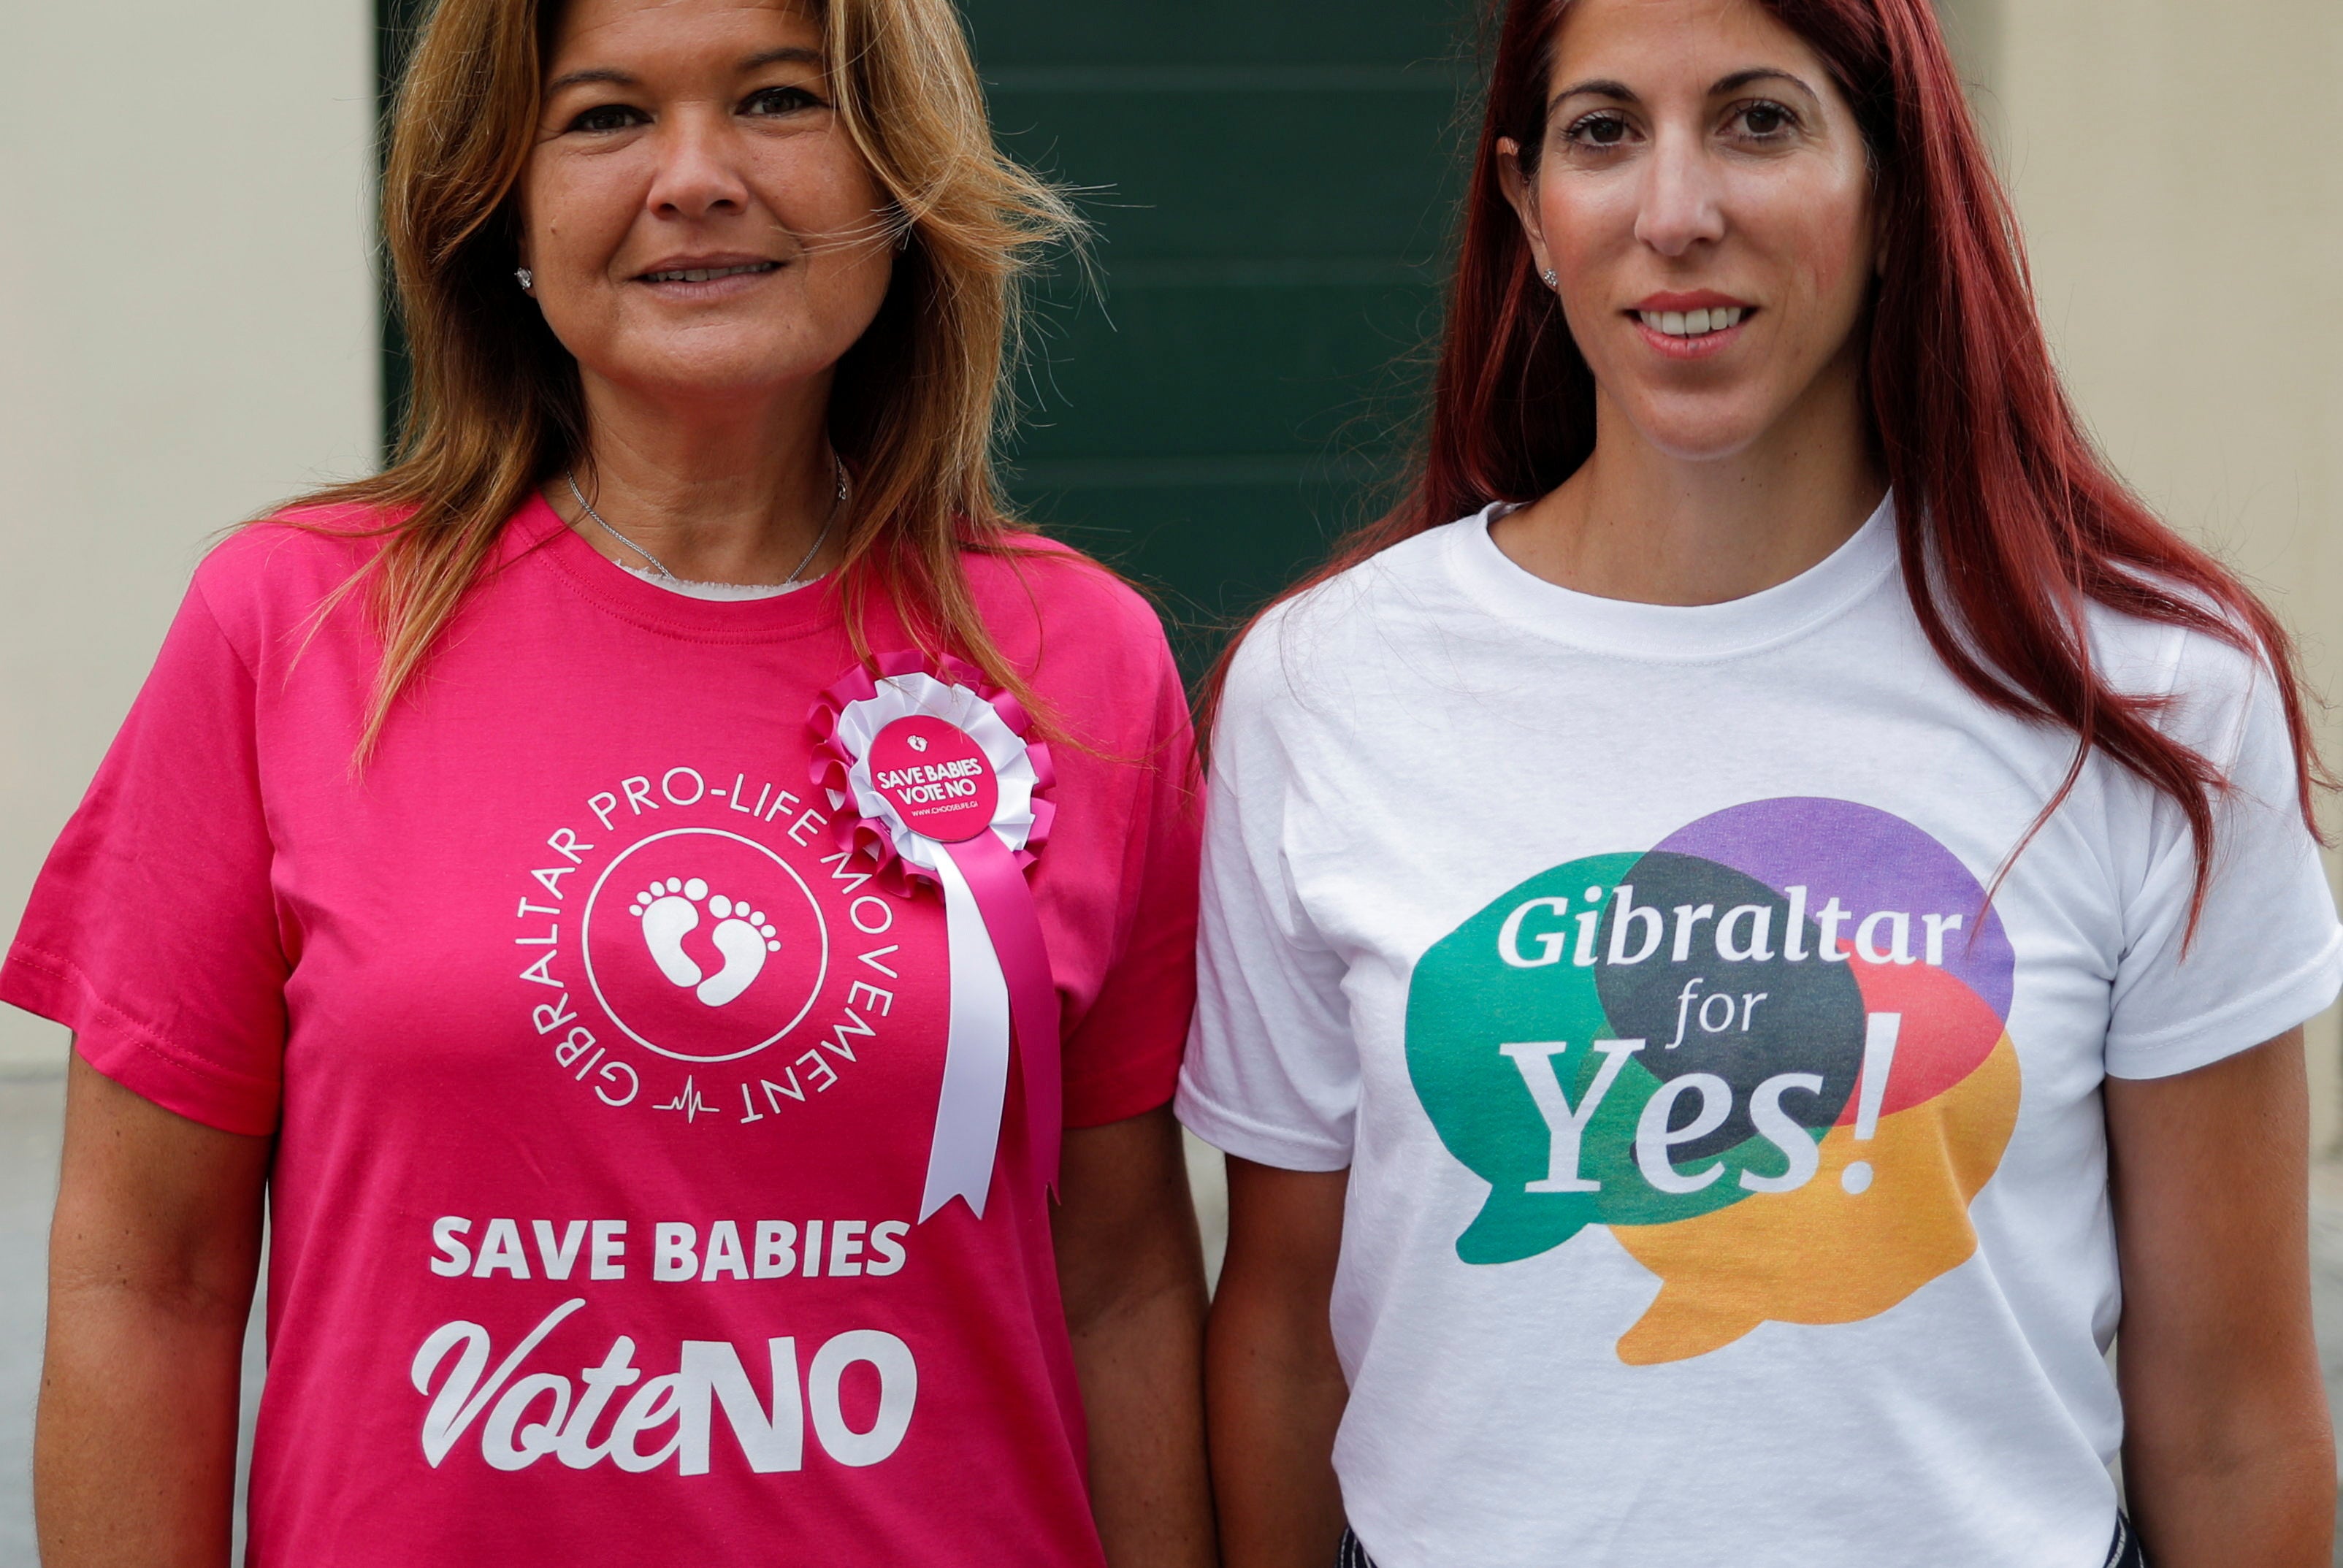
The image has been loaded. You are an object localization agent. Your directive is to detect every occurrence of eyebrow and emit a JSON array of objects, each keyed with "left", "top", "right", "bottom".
[
  {"left": 546, "top": 66, "right": 636, "bottom": 95},
  {"left": 544, "top": 47, "right": 823, "bottom": 98},
  {"left": 1550, "top": 77, "right": 1635, "bottom": 112},
  {"left": 1712, "top": 67, "right": 1818, "bottom": 99},
  {"left": 741, "top": 47, "right": 823, "bottom": 72},
  {"left": 1548, "top": 66, "right": 1820, "bottom": 116}
]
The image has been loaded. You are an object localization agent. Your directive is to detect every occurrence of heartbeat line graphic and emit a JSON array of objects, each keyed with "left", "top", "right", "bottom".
[{"left": 654, "top": 1076, "right": 716, "bottom": 1123}]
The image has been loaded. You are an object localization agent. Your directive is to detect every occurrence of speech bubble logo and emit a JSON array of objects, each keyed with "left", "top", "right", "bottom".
[
  {"left": 1404, "top": 798, "right": 2021, "bottom": 1361},
  {"left": 1611, "top": 964, "right": 2019, "bottom": 1362}
]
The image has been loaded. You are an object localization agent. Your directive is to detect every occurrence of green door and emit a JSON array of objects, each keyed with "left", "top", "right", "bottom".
[
  {"left": 380, "top": 0, "right": 1469, "bottom": 670},
  {"left": 965, "top": 2, "right": 1468, "bottom": 668}
]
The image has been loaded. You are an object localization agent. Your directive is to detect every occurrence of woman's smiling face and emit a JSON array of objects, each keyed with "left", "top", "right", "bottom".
[
  {"left": 1502, "top": 0, "right": 1880, "bottom": 462},
  {"left": 517, "top": 0, "right": 895, "bottom": 405}
]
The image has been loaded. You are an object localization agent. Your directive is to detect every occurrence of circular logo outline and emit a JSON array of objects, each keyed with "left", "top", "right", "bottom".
[{"left": 580, "top": 827, "right": 832, "bottom": 1063}]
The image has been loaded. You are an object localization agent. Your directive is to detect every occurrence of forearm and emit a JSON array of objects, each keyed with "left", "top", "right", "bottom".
[
  {"left": 2121, "top": 1398, "right": 2335, "bottom": 1566},
  {"left": 40, "top": 1053, "right": 272, "bottom": 1568},
  {"left": 1053, "top": 1108, "right": 1215, "bottom": 1567},
  {"left": 37, "top": 1282, "right": 253, "bottom": 1567},
  {"left": 1206, "top": 1285, "right": 1348, "bottom": 1568},
  {"left": 1069, "top": 1269, "right": 1215, "bottom": 1567},
  {"left": 2107, "top": 1034, "right": 2334, "bottom": 1567}
]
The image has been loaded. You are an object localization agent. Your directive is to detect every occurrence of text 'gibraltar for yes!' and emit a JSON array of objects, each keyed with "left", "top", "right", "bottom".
[{"left": 1489, "top": 879, "right": 1976, "bottom": 1202}]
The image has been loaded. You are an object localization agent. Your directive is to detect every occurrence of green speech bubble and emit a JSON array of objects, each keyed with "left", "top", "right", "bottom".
[{"left": 1405, "top": 853, "right": 1861, "bottom": 1266}]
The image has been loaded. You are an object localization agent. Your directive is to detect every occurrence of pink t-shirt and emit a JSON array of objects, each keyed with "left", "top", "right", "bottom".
[{"left": 3, "top": 498, "right": 1200, "bottom": 1564}]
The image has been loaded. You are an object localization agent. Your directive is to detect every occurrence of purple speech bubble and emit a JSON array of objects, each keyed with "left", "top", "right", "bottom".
[{"left": 1654, "top": 797, "right": 2013, "bottom": 1022}]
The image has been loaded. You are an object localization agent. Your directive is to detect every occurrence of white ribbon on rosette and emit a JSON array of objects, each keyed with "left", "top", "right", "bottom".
[{"left": 811, "top": 654, "right": 1058, "bottom": 1222}]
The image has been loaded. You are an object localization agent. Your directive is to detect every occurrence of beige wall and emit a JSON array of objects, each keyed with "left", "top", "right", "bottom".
[
  {"left": 0, "top": 3, "right": 379, "bottom": 1068},
  {"left": 1945, "top": 0, "right": 2343, "bottom": 1144}
]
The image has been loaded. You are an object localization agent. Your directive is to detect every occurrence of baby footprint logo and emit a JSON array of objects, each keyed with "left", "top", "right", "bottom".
[
  {"left": 627, "top": 876, "right": 782, "bottom": 1008},
  {"left": 580, "top": 827, "right": 829, "bottom": 1065}
]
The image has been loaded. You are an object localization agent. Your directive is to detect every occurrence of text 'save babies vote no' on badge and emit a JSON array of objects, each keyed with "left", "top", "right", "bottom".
[{"left": 866, "top": 716, "right": 1001, "bottom": 844}]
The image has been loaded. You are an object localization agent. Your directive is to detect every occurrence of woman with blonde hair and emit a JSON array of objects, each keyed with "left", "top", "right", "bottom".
[{"left": 12, "top": 1, "right": 1213, "bottom": 1562}]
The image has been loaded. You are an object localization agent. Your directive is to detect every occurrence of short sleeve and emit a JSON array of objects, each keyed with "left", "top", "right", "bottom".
[
  {"left": 0, "top": 570, "right": 288, "bottom": 1133},
  {"left": 1057, "top": 631, "right": 1204, "bottom": 1127},
  {"left": 2104, "top": 634, "right": 2343, "bottom": 1079},
  {"left": 1174, "top": 624, "right": 1359, "bottom": 1170}
]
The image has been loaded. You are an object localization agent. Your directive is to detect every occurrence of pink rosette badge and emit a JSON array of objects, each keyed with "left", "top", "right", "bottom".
[{"left": 811, "top": 653, "right": 1059, "bottom": 1221}]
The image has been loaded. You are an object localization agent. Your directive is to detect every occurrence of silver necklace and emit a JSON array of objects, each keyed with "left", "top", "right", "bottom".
[{"left": 565, "top": 457, "right": 849, "bottom": 589}]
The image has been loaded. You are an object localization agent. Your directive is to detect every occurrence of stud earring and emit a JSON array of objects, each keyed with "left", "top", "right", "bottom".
[
  {"left": 515, "top": 267, "right": 534, "bottom": 291},
  {"left": 1540, "top": 268, "right": 1558, "bottom": 289}
]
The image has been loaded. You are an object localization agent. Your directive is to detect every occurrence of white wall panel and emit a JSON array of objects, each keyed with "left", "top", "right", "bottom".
[{"left": 0, "top": 1, "right": 378, "bottom": 1068}]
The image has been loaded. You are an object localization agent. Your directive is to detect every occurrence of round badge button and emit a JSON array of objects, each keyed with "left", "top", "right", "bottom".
[{"left": 868, "top": 714, "right": 999, "bottom": 844}]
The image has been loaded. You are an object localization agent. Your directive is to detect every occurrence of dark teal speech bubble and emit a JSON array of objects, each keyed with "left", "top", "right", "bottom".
[{"left": 1405, "top": 853, "right": 1863, "bottom": 1265}]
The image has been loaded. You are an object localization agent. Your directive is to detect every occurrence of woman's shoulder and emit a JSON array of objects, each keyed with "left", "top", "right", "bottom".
[
  {"left": 963, "top": 529, "right": 1174, "bottom": 668},
  {"left": 197, "top": 502, "right": 395, "bottom": 591},
  {"left": 186, "top": 502, "right": 400, "bottom": 655},
  {"left": 955, "top": 530, "right": 1189, "bottom": 745},
  {"left": 1221, "top": 521, "right": 1466, "bottom": 716},
  {"left": 2084, "top": 589, "right": 2281, "bottom": 765},
  {"left": 2084, "top": 582, "right": 2263, "bottom": 689},
  {"left": 967, "top": 527, "right": 1153, "bottom": 616}
]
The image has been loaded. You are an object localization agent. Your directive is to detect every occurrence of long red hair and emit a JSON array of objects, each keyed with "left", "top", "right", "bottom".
[{"left": 1215, "top": 0, "right": 2323, "bottom": 914}]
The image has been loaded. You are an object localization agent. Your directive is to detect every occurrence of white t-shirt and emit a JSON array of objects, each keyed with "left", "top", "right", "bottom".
[{"left": 1177, "top": 495, "right": 2343, "bottom": 1568}]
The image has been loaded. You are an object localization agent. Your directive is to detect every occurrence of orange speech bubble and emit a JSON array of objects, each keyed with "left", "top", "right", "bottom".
[{"left": 1611, "top": 1028, "right": 2020, "bottom": 1365}]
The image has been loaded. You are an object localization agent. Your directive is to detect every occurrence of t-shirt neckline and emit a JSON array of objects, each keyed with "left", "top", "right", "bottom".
[
  {"left": 510, "top": 491, "right": 846, "bottom": 643},
  {"left": 1447, "top": 490, "right": 1900, "bottom": 659}
]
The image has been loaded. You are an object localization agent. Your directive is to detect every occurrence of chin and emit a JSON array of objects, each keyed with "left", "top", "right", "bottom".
[
  {"left": 1617, "top": 400, "right": 1775, "bottom": 464},
  {"left": 614, "top": 342, "right": 844, "bottom": 402}
]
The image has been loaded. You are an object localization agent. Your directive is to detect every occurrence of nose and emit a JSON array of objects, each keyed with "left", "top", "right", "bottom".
[
  {"left": 1632, "top": 126, "right": 1727, "bottom": 257},
  {"left": 644, "top": 107, "right": 751, "bottom": 221}
]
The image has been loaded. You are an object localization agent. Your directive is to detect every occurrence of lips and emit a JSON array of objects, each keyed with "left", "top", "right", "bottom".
[
  {"left": 1624, "top": 291, "right": 1757, "bottom": 350},
  {"left": 1632, "top": 290, "right": 1751, "bottom": 314},
  {"left": 1638, "top": 305, "right": 1746, "bottom": 338},
  {"left": 638, "top": 260, "right": 779, "bottom": 283}
]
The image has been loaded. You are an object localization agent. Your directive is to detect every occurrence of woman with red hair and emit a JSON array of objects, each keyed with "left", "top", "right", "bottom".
[{"left": 1180, "top": 1, "right": 2339, "bottom": 1564}]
